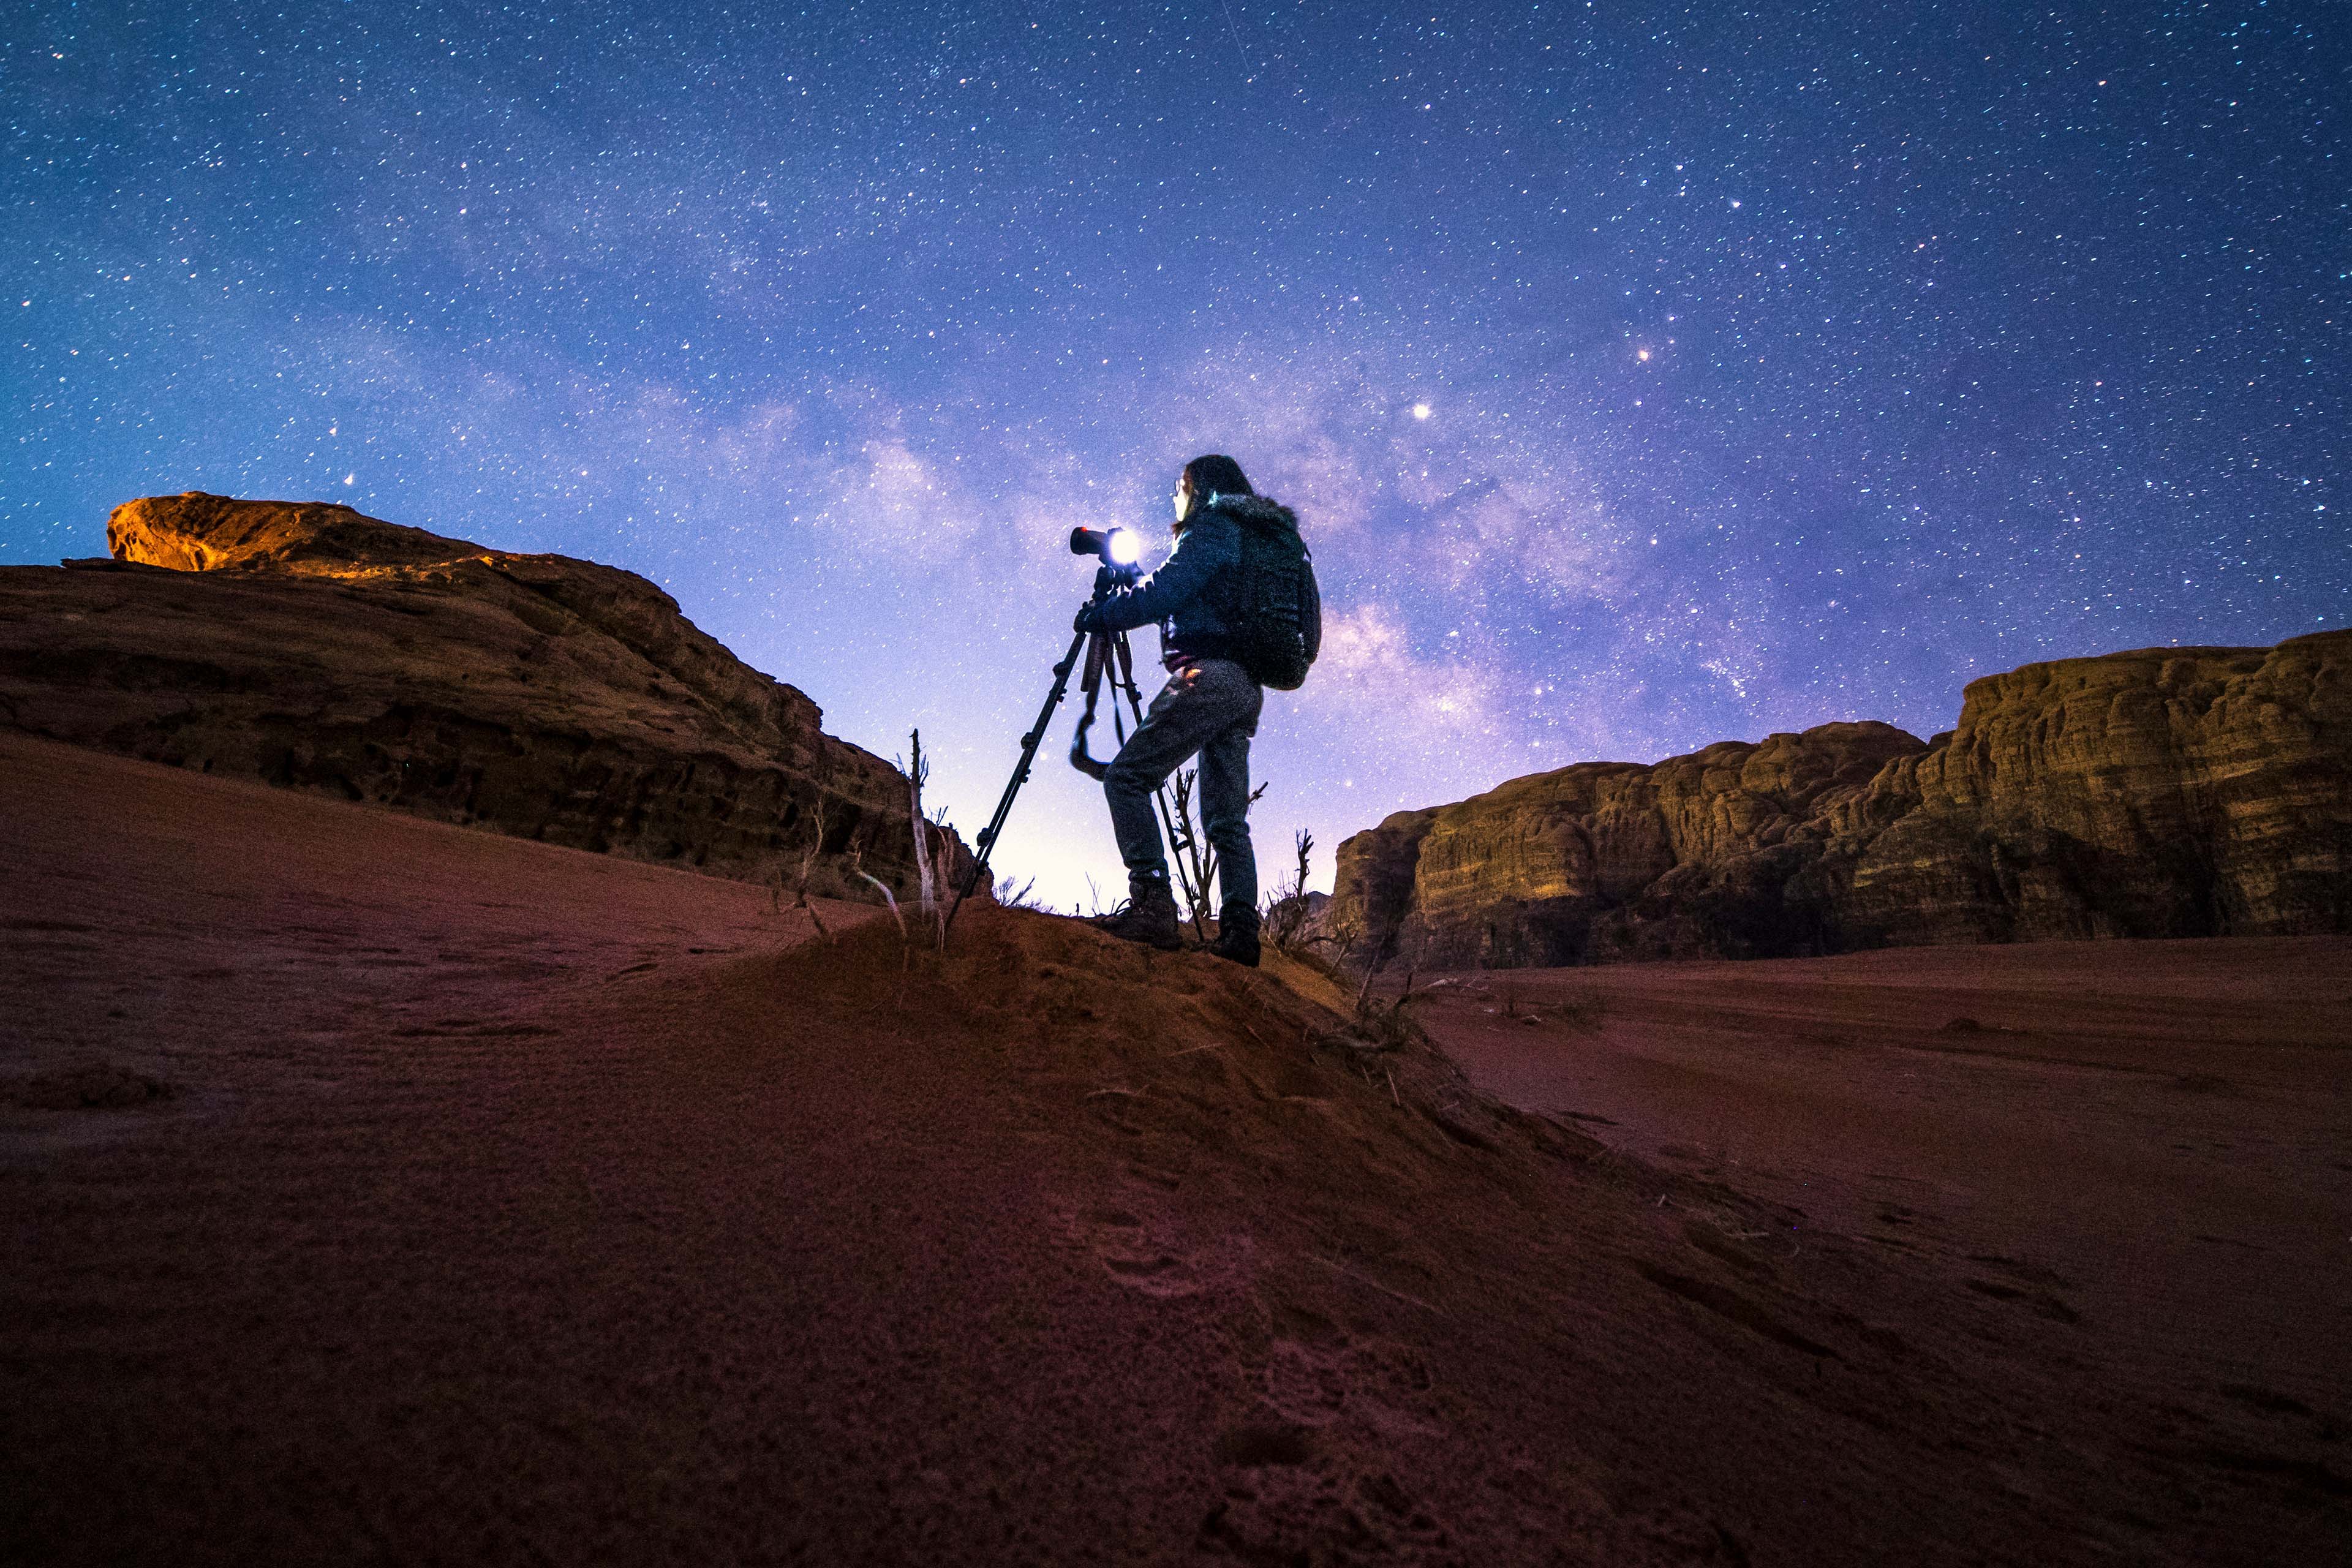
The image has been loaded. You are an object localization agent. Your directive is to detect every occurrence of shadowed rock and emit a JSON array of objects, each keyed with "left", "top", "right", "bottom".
[
  {"left": 1327, "top": 635, "right": 2352, "bottom": 967},
  {"left": 1, "top": 492, "right": 960, "bottom": 895}
]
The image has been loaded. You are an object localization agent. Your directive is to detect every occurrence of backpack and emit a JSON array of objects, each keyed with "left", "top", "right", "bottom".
[{"left": 1211, "top": 496, "right": 1322, "bottom": 692}]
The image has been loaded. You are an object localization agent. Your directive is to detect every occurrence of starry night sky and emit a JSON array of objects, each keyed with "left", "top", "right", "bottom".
[{"left": 6, "top": 3, "right": 2345, "bottom": 906}]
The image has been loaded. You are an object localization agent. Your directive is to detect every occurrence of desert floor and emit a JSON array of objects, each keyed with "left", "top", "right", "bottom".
[
  {"left": 4, "top": 730, "right": 2346, "bottom": 1565},
  {"left": 1398, "top": 932, "right": 2352, "bottom": 1424}
]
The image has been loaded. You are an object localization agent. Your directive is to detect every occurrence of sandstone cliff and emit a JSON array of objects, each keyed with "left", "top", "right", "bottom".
[
  {"left": 1327, "top": 633, "right": 2352, "bottom": 968},
  {"left": 1, "top": 493, "right": 960, "bottom": 896}
]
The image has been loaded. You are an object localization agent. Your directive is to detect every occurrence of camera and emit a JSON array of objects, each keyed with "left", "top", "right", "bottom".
[{"left": 1069, "top": 527, "right": 1142, "bottom": 568}]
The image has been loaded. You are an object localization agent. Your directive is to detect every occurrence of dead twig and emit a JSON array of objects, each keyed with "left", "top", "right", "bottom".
[
  {"left": 786, "top": 782, "right": 836, "bottom": 943},
  {"left": 900, "top": 729, "right": 956, "bottom": 951},
  {"left": 797, "top": 893, "right": 832, "bottom": 940},
  {"left": 855, "top": 872, "right": 907, "bottom": 943},
  {"left": 1167, "top": 769, "right": 1212, "bottom": 937},
  {"left": 1166, "top": 766, "right": 1268, "bottom": 937},
  {"left": 1262, "top": 826, "right": 1316, "bottom": 946},
  {"left": 907, "top": 729, "right": 935, "bottom": 921}
]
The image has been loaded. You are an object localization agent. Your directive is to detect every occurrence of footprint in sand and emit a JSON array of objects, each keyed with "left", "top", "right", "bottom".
[
  {"left": 1251, "top": 1305, "right": 1447, "bottom": 1439},
  {"left": 1201, "top": 1415, "right": 1452, "bottom": 1561},
  {"left": 1060, "top": 1205, "right": 1204, "bottom": 1298}
]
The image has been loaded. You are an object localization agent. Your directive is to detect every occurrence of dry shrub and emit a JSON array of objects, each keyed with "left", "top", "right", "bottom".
[
  {"left": 1488, "top": 975, "right": 1607, "bottom": 1031},
  {"left": 1262, "top": 827, "right": 1316, "bottom": 948},
  {"left": 1359, "top": 993, "right": 1431, "bottom": 1054},
  {"left": 1343, "top": 965, "right": 1433, "bottom": 1055},
  {"left": 1549, "top": 986, "right": 1609, "bottom": 1031},
  {"left": 993, "top": 874, "right": 1044, "bottom": 910}
]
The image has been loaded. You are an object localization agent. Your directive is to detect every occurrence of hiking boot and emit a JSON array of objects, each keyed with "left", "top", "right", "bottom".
[
  {"left": 1091, "top": 874, "right": 1182, "bottom": 951},
  {"left": 1208, "top": 906, "right": 1261, "bottom": 968}
]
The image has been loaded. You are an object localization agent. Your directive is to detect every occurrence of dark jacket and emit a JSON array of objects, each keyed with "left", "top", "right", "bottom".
[{"left": 1088, "top": 494, "right": 1297, "bottom": 668}]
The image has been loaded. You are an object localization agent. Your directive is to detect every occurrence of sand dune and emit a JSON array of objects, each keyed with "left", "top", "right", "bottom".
[{"left": 4, "top": 731, "right": 2344, "bottom": 1564}]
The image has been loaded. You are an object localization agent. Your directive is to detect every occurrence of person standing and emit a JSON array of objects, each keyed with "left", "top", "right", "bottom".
[{"left": 1072, "top": 454, "right": 1318, "bottom": 967}]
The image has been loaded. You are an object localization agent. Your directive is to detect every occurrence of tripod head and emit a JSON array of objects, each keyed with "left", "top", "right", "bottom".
[{"left": 1090, "top": 564, "right": 1140, "bottom": 599}]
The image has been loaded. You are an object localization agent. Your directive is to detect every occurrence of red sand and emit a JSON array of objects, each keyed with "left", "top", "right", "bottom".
[
  {"left": 4, "top": 731, "right": 2346, "bottom": 1565},
  {"left": 1400, "top": 941, "right": 2352, "bottom": 1422}
]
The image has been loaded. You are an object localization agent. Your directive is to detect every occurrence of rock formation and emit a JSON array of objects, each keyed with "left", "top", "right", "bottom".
[
  {"left": 1327, "top": 633, "right": 2352, "bottom": 968},
  {"left": 0, "top": 493, "right": 962, "bottom": 896}
]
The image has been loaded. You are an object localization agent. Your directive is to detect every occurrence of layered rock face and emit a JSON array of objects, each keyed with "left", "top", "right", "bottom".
[
  {"left": 1328, "top": 633, "right": 2352, "bottom": 968},
  {"left": 1, "top": 493, "right": 959, "bottom": 895}
]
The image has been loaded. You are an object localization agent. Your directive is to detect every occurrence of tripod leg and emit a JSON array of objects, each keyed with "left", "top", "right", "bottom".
[{"left": 943, "top": 628, "right": 1090, "bottom": 939}]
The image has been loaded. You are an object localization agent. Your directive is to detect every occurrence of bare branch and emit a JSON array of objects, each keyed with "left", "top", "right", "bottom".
[
  {"left": 788, "top": 786, "right": 835, "bottom": 944},
  {"left": 854, "top": 871, "right": 906, "bottom": 942},
  {"left": 1263, "top": 826, "right": 1316, "bottom": 946},
  {"left": 907, "top": 728, "right": 937, "bottom": 923},
  {"left": 1165, "top": 767, "right": 1212, "bottom": 937}
]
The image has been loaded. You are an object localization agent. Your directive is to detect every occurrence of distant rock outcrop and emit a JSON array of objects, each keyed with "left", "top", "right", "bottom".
[
  {"left": 0, "top": 493, "right": 961, "bottom": 895},
  {"left": 1326, "top": 633, "right": 2352, "bottom": 968}
]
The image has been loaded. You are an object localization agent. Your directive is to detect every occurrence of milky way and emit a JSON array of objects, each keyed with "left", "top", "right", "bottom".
[{"left": 6, "top": 3, "right": 2343, "bottom": 905}]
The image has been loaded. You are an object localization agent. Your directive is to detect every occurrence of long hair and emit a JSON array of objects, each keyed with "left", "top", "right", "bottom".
[{"left": 1176, "top": 454, "right": 1253, "bottom": 531}]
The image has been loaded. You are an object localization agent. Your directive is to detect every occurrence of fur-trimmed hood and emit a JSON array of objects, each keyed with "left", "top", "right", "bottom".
[{"left": 1185, "top": 492, "right": 1298, "bottom": 536}]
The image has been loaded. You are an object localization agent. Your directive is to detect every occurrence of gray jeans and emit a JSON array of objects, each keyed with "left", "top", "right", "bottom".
[{"left": 1102, "top": 657, "right": 1262, "bottom": 914}]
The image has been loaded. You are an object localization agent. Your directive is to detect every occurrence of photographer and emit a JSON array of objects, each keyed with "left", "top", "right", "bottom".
[{"left": 1073, "top": 454, "right": 1313, "bottom": 967}]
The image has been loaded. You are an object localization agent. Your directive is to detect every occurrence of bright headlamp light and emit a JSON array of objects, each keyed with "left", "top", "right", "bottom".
[{"left": 1069, "top": 526, "right": 1141, "bottom": 568}]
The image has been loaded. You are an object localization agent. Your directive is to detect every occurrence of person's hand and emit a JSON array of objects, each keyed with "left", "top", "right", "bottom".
[{"left": 1072, "top": 600, "right": 1103, "bottom": 633}]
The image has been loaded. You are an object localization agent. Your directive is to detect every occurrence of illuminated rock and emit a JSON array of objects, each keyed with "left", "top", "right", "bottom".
[
  {"left": 1327, "top": 634, "right": 2352, "bottom": 967},
  {"left": 1, "top": 492, "right": 957, "bottom": 895}
]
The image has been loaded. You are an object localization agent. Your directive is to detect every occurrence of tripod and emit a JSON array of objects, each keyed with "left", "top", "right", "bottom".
[{"left": 943, "top": 575, "right": 1198, "bottom": 940}]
